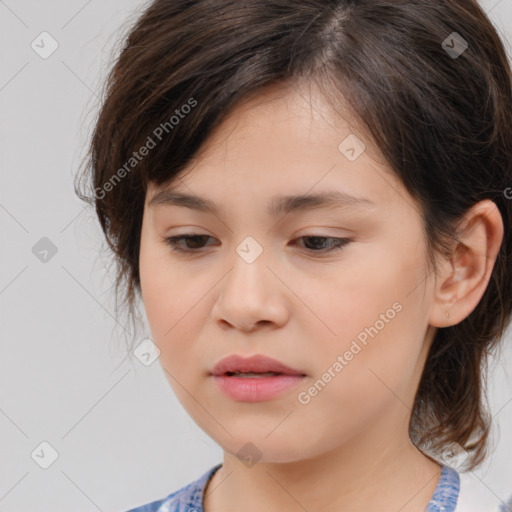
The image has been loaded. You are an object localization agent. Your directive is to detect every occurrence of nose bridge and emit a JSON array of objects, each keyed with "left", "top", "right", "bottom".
[
  {"left": 225, "top": 237, "right": 270, "bottom": 303},
  {"left": 212, "top": 236, "right": 288, "bottom": 329}
]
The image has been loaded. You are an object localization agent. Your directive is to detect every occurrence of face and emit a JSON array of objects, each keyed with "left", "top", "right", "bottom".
[{"left": 139, "top": 83, "right": 438, "bottom": 463}]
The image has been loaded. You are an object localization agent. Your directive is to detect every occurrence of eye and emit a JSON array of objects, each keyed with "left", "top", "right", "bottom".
[
  {"left": 162, "top": 234, "right": 352, "bottom": 254},
  {"left": 163, "top": 234, "right": 216, "bottom": 253},
  {"left": 294, "top": 235, "right": 352, "bottom": 253}
]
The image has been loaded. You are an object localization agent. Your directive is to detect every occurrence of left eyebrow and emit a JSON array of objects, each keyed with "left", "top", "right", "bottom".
[{"left": 148, "top": 189, "right": 377, "bottom": 216}]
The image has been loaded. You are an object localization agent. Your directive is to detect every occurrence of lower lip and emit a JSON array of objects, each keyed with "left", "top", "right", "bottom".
[{"left": 212, "top": 374, "right": 305, "bottom": 402}]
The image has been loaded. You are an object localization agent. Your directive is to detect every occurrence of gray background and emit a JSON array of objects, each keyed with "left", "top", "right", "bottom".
[{"left": 0, "top": 1, "right": 511, "bottom": 511}]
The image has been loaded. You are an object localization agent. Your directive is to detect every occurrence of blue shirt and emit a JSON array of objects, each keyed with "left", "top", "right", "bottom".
[{"left": 125, "top": 463, "right": 466, "bottom": 512}]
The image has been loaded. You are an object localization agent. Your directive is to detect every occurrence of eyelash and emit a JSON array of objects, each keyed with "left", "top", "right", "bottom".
[{"left": 163, "top": 234, "right": 352, "bottom": 255}]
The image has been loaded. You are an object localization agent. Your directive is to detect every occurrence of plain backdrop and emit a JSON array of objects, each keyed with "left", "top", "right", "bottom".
[{"left": 0, "top": 1, "right": 511, "bottom": 511}]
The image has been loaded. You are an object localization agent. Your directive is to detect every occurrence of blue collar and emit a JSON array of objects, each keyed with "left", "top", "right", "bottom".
[
  {"left": 425, "top": 465, "right": 460, "bottom": 512},
  {"left": 171, "top": 462, "right": 460, "bottom": 512}
]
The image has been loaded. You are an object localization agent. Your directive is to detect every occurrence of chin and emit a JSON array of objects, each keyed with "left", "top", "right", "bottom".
[{"left": 218, "top": 434, "right": 312, "bottom": 466}]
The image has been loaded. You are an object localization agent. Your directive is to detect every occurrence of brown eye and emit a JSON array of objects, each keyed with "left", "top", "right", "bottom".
[
  {"left": 163, "top": 234, "right": 215, "bottom": 253},
  {"left": 293, "top": 236, "right": 352, "bottom": 253}
]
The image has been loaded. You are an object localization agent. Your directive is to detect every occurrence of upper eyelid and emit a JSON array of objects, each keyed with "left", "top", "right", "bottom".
[{"left": 165, "top": 232, "right": 350, "bottom": 241}]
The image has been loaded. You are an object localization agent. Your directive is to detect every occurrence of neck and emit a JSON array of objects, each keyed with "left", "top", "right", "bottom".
[{"left": 203, "top": 424, "right": 442, "bottom": 512}]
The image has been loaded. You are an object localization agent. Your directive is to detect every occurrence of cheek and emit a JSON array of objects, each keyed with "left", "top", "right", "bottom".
[
  {"left": 140, "top": 233, "right": 183, "bottom": 341},
  {"left": 294, "top": 310, "right": 423, "bottom": 449},
  {"left": 302, "top": 244, "right": 428, "bottom": 407},
  {"left": 308, "top": 241, "right": 423, "bottom": 346},
  {"left": 141, "top": 268, "right": 197, "bottom": 345},
  {"left": 139, "top": 238, "right": 210, "bottom": 369}
]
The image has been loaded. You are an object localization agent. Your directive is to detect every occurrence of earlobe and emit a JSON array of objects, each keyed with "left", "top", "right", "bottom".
[{"left": 429, "top": 200, "right": 504, "bottom": 328}]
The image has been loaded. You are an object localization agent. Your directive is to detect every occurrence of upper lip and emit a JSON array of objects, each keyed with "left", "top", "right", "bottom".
[{"left": 211, "top": 354, "right": 305, "bottom": 376}]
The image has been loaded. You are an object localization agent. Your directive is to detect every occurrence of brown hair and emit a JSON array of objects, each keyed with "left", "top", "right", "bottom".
[{"left": 75, "top": 0, "right": 512, "bottom": 470}]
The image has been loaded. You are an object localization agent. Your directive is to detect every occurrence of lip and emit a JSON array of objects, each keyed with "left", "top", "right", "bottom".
[
  {"left": 210, "top": 354, "right": 306, "bottom": 402},
  {"left": 210, "top": 354, "right": 305, "bottom": 376}
]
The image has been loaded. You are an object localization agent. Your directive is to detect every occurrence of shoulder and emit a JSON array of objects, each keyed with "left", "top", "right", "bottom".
[
  {"left": 123, "top": 463, "right": 222, "bottom": 512},
  {"left": 455, "top": 468, "right": 512, "bottom": 512}
]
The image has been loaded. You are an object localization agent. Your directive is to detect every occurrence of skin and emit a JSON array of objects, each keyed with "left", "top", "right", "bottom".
[{"left": 138, "top": 82, "right": 504, "bottom": 512}]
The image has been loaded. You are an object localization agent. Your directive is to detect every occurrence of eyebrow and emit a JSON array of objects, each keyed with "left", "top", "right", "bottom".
[{"left": 148, "top": 189, "right": 377, "bottom": 216}]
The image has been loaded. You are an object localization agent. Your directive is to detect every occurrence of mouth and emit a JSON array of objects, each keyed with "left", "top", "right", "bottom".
[
  {"left": 212, "top": 372, "right": 306, "bottom": 402},
  {"left": 210, "top": 353, "right": 306, "bottom": 377},
  {"left": 224, "top": 371, "right": 286, "bottom": 377},
  {"left": 210, "top": 354, "right": 306, "bottom": 402}
]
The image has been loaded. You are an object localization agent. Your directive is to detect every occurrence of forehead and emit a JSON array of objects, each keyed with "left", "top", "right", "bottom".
[{"left": 146, "top": 83, "right": 416, "bottom": 218}]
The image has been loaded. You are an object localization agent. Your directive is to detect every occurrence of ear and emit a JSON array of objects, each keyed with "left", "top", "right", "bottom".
[{"left": 429, "top": 200, "right": 504, "bottom": 328}]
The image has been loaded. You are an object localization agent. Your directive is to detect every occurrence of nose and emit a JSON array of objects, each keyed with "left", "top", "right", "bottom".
[{"left": 211, "top": 250, "right": 290, "bottom": 332}]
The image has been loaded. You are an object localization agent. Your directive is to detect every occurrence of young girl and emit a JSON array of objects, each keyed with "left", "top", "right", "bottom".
[{"left": 75, "top": 1, "right": 512, "bottom": 510}]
